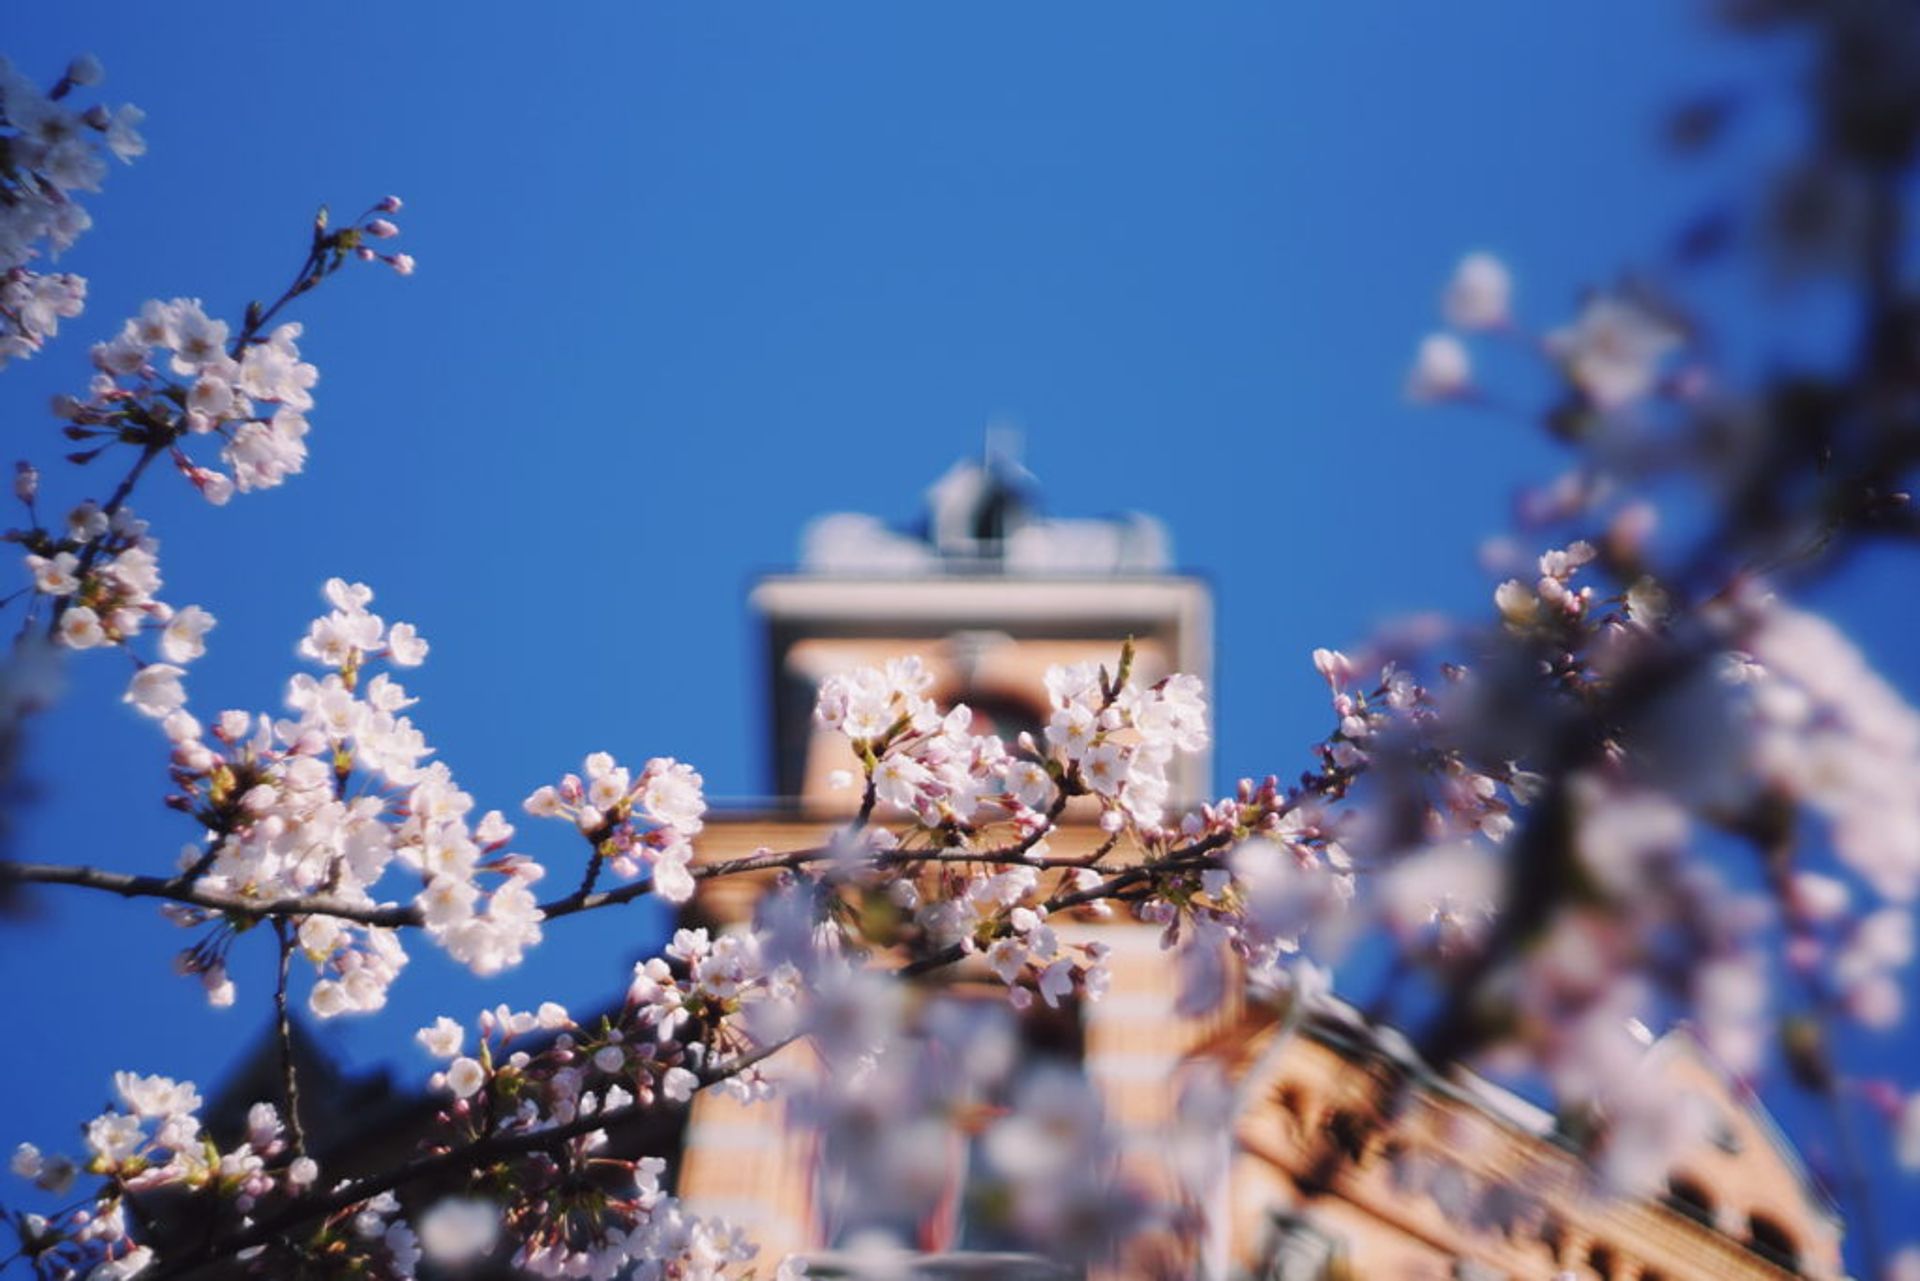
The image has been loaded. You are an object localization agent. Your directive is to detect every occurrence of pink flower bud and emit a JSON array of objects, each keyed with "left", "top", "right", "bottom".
[
  {"left": 190, "top": 466, "right": 234, "bottom": 507},
  {"left": 356, "top": 246, "right": 375, "bottom": 261},
  {"left": 388, "top": 253, "right": 416, "bottom": 277},
  {"left": 14, "top": 462, "right": 38, "bottom": 504},
  {"left": 365, "top": 219, "right": 399, "bottom": 239},
  {"left": 378, "top": 195, "right": 403, "bottom": 213}
]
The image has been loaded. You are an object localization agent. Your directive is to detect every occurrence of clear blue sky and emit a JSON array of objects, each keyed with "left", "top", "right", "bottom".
[{"left": 2, "top": 1, "right": 1914, "bottom": 1265}]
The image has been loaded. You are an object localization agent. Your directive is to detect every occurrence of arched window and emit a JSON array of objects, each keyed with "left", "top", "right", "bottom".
[
  {"left": 1746, "top": 1213, "right": 1801, "bottom": 1273},
  {"left": 1276, "top": 1082, "right": 1307, "bottom": 1133},
  {"left": 1323, "top": 1108, "right": 1368, "bottom": 1164},
  {"left": 1664, "top": 1173, "right": 1716, "bottom": 1228}
]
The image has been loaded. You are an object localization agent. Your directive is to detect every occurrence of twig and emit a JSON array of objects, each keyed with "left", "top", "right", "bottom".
[{"left": 271, "top": 919, "right": 307, "bottom": 1157}]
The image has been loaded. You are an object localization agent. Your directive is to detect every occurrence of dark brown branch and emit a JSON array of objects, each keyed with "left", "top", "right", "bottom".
[
  {"left": 0, "top": 860, "right": 415, "bottom": 924},
  {"left": 0, "top": 823, "right": 1177, "bottom": 931},
  {"left": 271, "top": 919, "right": 307, "bottom": 1157}
]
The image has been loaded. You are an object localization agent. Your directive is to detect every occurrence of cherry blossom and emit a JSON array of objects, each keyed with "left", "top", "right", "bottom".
[
  {"left": 0, "top": 55, "right": 142, "bottom": 370},
  {"left": 1545, "top": 293, "right": 1683, "bottom": 410},
  {"left": 1442, "top": 250, "right": 1513, "bottom": 331},
  {"left": 1406, "top": 331, "right": 1472, "bottom": 402}
]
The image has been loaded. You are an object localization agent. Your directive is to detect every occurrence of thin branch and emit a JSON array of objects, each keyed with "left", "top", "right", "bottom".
[
  {"left": 0, "top": 822, "right": 1193, "bottom": 931},
  {"left": 271, "top": 919, "right": 307, "bottom": 1158},
  {"left": 574, "top": 847, "right": 606, "bottom": 902},
  {"left": 0, "top": 860, "right": 414, "bottom": 925},
  {"left": 850, "top": 771, "right": 879, "bottom": 831},
  {"left": 895, "top": 832, "right": 1233, "bottom": 980}
]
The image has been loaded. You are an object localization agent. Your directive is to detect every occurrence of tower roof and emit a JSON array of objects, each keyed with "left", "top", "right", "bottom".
[{"left": 799, "top": 446, "right": 1171, "bottom": 577}]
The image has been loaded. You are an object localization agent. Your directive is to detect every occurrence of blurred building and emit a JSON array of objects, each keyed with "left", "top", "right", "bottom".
[{"left": 674, "top": 451, "right": 1848, "bottom": 1280}]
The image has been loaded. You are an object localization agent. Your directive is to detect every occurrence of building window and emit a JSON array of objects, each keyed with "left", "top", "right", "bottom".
[
  {"left": 1323, "top": 1108, "right": 1369, "bottom": 1165},
  {"left": 1663, "top": 1173, "right": 1716, "bottom": 1228},
  {"left": 1745, "top": 1214, "right": 1801, "bottom": 1274}
]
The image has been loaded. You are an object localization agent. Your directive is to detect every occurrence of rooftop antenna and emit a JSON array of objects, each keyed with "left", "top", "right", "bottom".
[{"left": 984, "top": 418, "right": 1027, "bottom": 479}]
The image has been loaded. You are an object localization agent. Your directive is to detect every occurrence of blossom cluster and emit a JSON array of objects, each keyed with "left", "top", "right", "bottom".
[
  {"left": 816, "top": 649, "right": 1210, "bottom": 839},
  {"left": 0, "top": 54, "right": 142, "bottom": 370},
  {"left": 408, "top": 984, "right": 767, "bottom": 1278},
  {"left": 1734, "top": 602, "right": 1920, "bottom": 1030},
  {"left": 7, "top": 1074, "right": 334, "bottom": 1280},
  {"left": 815, "top": 655, "right": 1015, "bottom": 827},
  {"left": 13, "top": 496, "right": 195, "bottom": 656},
  {"left": 153, "top": 579, "right": 545, "bottom": 1011},
  {"left": 524, "top": 752, "right": 707, "bottom": 903},
  {"left": 1406, "top": 250, "right": 1684, "bottom": 415},
  {"left": 812, "top": 654, "right": 1227, "bottom": 1012},
  {"left": 1038, "top": 659, "right": 1208, "bottom": 831},
  {"left": 27, "top": 193, "right": 405, "bottom": 521},
  {"left": 65, "top": 297, "right": 315, "bottom": 505},
  {"left": 1393, "top": 250, "right": 1920, "bottom": 1207}
]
